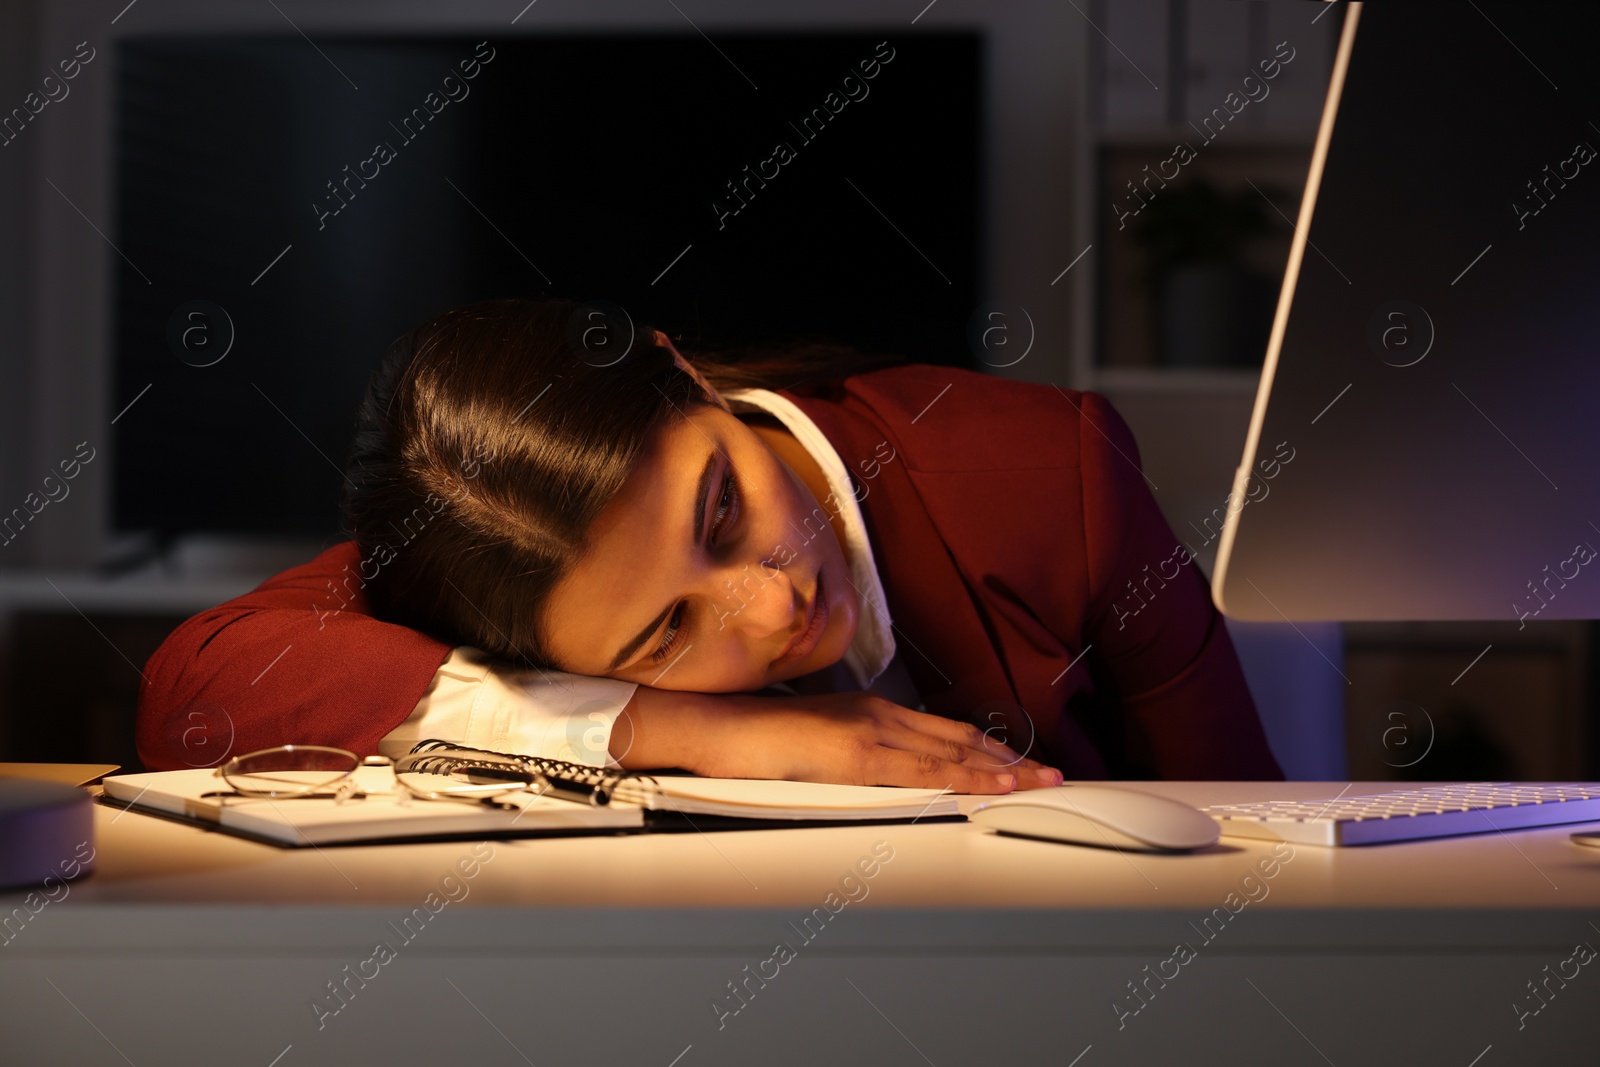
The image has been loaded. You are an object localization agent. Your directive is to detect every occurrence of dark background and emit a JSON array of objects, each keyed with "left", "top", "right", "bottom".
[{"left": 112, "top": 34, "right": 981, "bottom": 538}]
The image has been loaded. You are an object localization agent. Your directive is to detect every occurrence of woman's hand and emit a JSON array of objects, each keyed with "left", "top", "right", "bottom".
[{"left": 611, "top": 686, "right": 1064, "bottom": 794}]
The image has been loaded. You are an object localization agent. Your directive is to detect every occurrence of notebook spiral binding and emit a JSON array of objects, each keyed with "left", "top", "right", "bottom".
[{"left": 405, "top": 739, "right": 652, "bottom": 807}]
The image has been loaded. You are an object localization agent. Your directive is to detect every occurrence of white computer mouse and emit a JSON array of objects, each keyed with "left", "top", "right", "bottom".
[{"left": 968, "top": 786, "right": 1220, "bottom": 852}]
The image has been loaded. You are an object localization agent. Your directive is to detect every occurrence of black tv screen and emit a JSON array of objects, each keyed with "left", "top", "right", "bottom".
[{"left": 112, "top": 32, "right": 981, "bottom": 537}]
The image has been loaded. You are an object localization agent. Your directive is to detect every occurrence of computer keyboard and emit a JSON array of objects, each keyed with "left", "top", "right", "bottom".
[{"left": 1203, "top": 783, "right": 1600, "bottom": 846}]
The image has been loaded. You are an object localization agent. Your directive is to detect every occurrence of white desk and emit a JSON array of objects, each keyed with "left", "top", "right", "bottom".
[{"left": 3, "top": 781, "right": 1598, "bottom": 1066}]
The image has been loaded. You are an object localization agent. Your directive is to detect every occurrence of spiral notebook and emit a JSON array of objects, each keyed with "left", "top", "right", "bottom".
[{"left": 100, "top": 739, "right": 962, "bottom": 847}]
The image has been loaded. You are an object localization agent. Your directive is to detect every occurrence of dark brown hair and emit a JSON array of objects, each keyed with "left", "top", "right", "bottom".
[{"left": 341, "top": 296, "right": 893, "bottom": 668}]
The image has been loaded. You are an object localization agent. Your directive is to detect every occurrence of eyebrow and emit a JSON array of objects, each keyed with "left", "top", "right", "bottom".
[{"left": 603, "top": 449, "right": 719, "bottom": 673}]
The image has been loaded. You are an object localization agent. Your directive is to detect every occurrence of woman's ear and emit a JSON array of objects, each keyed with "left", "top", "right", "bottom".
[{"left": 657, "top": 329, "right": 731, "bottom": 413}]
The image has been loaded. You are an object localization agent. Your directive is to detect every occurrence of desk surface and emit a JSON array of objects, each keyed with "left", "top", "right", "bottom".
[
  {"left": 17, "top": 781, "right": 1599, "bottom": 945},
  {"left": 8, "top": 781, "right": 1599, "bottom": 1067},
  {"left": 59, "top": 780, "right": 1600, "bottom": 904}
]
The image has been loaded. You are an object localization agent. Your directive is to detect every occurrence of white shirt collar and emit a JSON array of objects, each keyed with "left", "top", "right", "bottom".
[{"left": 720, "top": 387, "right": 895, "bottom": 687}]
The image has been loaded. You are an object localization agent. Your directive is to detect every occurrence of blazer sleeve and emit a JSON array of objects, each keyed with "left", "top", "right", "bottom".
[
  {"left": 135, "top": 542, "right": 454, "bottom": 770},
  {"left": 1077, "top": 391, "right": 1284, "bottom": 780}
]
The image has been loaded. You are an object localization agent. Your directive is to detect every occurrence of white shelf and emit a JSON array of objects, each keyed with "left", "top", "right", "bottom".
[
  {"left": 0, "top": 570, "right": 263, "bottom": 615},
  {"left": 1092, "top": 366, "right": 1261, "bottom": 394},
  {"left": 0, "top": 535, "right": 325, "bottom": 614},
  {"left": 1096, "top": 130, "right": 1317, "bottom": 151}
]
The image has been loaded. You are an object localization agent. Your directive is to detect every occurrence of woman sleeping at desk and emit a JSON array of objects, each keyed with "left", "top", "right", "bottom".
[{"left": 136, "top": 297, "right": 1282, "bottom": 788}]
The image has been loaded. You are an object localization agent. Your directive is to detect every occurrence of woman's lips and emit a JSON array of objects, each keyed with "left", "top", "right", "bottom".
[{"left": 776, "top": 569, "right": 829, "bottom": 664}]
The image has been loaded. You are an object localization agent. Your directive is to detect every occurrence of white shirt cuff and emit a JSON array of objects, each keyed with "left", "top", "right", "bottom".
[{"left": 378, "top": 647, "right": 638, "bottom": 769}]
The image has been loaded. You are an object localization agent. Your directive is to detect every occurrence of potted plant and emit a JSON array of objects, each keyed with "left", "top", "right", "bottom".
[{"left": 1127, "top": 178, "right": 1280, "bottom": 367}]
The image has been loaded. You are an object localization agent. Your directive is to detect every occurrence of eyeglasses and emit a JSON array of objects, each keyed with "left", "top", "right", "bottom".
[{"left": 211, "top": 744, "right": 550, "bottom": 809}]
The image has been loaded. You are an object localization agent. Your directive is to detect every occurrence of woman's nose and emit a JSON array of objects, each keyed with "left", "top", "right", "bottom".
[{"left": 714, "top": 563, "right": 796, "bottom": 637}]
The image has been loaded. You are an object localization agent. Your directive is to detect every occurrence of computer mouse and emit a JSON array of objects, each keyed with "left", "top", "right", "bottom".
[{"left": 968, "top": 786, "right": 1220, "bottom": 852}]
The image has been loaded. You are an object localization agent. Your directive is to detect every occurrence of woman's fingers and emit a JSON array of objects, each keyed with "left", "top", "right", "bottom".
[
  {"left": 895, "top": 706, "right": 1033, "bottom": 763},
  {"left": 889, "top": 709, "right": 1062, "bottom": 785},
  {"left": 708, "top": 692, "right": 1064, "bottom": 792},
  {"left": 880, "top": 725, "right": 1061, "bottom": 788},
  {"left": 862, "top": 746, "right": 1019, "bottom": 794}
]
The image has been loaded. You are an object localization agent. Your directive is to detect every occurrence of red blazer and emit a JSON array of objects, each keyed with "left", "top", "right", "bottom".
[{"left": 137, "top": 365, "right": 1282, "bottom": 779}]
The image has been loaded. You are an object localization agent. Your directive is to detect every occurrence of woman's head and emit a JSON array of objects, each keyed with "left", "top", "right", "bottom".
[{"left": 343, "top": 297, "right": 861, "bottom": 692}]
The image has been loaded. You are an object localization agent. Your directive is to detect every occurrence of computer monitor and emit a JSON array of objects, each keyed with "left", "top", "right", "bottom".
[{"left": 1214, "top": 1, "right": 1600, "bottom": 625}]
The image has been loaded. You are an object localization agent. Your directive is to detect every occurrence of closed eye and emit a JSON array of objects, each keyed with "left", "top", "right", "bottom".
[
  {"left": 650, "top": 467, "right": 741, "bottom": 663},
  {"left": 650, "top": 603, "right": 686, "bottom": 663},
  {"left": 708, "top": 468, "right": 740, "bottom": 546}
]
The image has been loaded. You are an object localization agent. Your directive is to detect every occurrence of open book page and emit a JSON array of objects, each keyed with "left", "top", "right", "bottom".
[
  {"left": 617, "top": 775, "right": 961, "bottom": 821},
  {"left": 406, "top": 742, "right": 960, "bottom": 825},
  {"left": 406, "top": 740, "right": 964, "bottom": 821},
  {"left": 101, "top": 767, "right": 641, "bottom": 847}
]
